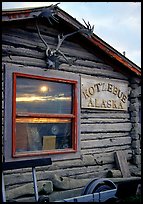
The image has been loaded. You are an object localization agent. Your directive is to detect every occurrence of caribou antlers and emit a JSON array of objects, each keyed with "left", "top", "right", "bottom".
[
  {"left": 38, "top": 3, "right": 60, "bottom": 25},
  {"left": 35, "top": 4, "right": 94, "bottom": 69}
]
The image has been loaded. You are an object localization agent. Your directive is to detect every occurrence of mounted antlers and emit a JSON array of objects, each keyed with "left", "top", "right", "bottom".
[
  {"left": 55, "top": 19, "right": 94, "bottom": 52},
  {"left": 38, "top": 3, "right": 60, "bottom": 25},
  {"left": 35, "top": 5, "right": 94, "bottom": 69}
]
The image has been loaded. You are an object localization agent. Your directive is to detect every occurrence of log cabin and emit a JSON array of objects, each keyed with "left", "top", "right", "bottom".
[{"left": 2, "top": 4, "right": 141, "bottom": 202}]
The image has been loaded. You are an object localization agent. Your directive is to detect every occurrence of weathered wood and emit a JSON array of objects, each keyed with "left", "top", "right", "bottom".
[
  {"left": 114, "top": 151, "right": 131, "bottom": 177},
  {"left": 129, "top": 165, "right": 141, "bottom": 177},
  {"left": 6, "top": 181, "right": 53, "bottom": 199},
  {"left": 2, "top": 44, "right": 45, "bottom": 59},
  {"left": 25, "top": 24, "right": 61, "bottom": 37},
  {"left": 81, "top": 145, "right": 131, "bottom": 155},
  {"left": 3, "top": 25, "right": 103, "bottom": 66},
  {"left": 4, "top": 164, "right": 113, "bottom": 186},
  {"left": 81, "top": 137, "right": 131, "bottom": 149},
  {"left": 61, "top": 64, "right": 128, "bottom": 79},
  {"left": 2, "top": 54, "right": 128, "bottom": 80},
  {"left": 81, "top": 132, "right": 130, "bottom": 140},
  {"left": 3, "top": 45, "right": 106, "bottom": 69},
  {"left": 93, "top": 150, "right": 132, "bottom": 165},
  {"left": 50, "top": 174, "right": 89, "bottom": 190},
  {"left": 106, "top": 170, "right": 122, "bottom": 178},
  {"left": 2, "top": 55, "right": 47, "bottom": 67},
  {"left": 74, "top": 60, "right": 112, "bottom": 69},
  {"left": 81, "top": 118, "right": 129, "bottom": 124},
  {"left": 81, "top": 123, "right": 132, "bottom": 133},
  {"left": 2, "top": 34, "right": 100, "bottom": 61},
  {"left": 2, "top": 10, "right": 141, "bottom": 203},
  {"left": 3, "top": 27, "right": 101, "bottom": 55},
  {"left": 70, "top": 169, "right": 110, "bottom": 179},
  {"left": 81, "top": 112, "right": 130, "bottom": 119},
  {"left": 2, "top": 34, "right": 41, "bottom": 49}
]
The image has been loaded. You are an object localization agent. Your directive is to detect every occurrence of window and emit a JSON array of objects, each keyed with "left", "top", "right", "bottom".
[{"left": 4, "top": 66, "right": 80, "bottom": 161}]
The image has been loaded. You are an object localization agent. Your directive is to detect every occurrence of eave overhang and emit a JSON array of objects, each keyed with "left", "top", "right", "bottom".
[{"left": 2, "top": 5, "right": 141, "bottom": 77}]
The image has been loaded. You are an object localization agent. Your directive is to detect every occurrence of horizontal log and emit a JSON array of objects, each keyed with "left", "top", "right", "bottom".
[
  {"left": 3, "top": 26, "right": 84, "bottom": 49},
  {"left": 4, "top": 163, "right": 112, "bottom": 187},
  {"left": 61, "top": 164, "right": 113, "bottom": 177},
  {"left": 6, "top": 162, "right": 138, "bottom": 190},
  {"left": 69, "top": 164, "right": 113, "bottom": 179},
  {"left": 81, "top": 122, "right": 132, "bottom": 133},
  {"left": 50, "top": 174, "right": 88, "bottom": 190},
  {"left": 6, "top": 180, "right": 53, "bottom": 200},
  {"left": 61, "top": 64, "right": 128, "bottom": 80},
  {"left": 52, "top": 159, "right": 84, "bottom": 169},
  {"left": 2, "top": 34, "right": 40, "bottom": 49},
  {"left": 72, "top": 170, "right": 108, "bottom": 179},
  {"left": 2, "top": 55, "right": 128, "bottom": 80},
  {"left": 93, "top": 150, "right": 132, "bottom": 165},
  {"left": 81, "top": 118, "right": 129, "bottom": 124},
  {"left": 2, "top": 44, "right": 106, "bottom": 69},
  {"left": 81, "top": 145, "right": 131, "bottom": 155},
  {"left": 106, "top": 170, "right": 122, "bottom": 178},
  {"left": 3, "top": 27, "right": 101, "bottom": 56},
  {"left": 81, "top": 112, "right": 130, "bottom": 119},
  {"left": 2, "top": 55, "right": 47, "bottom": 67},
  {"left": 81, "top": 132, "right": 130, "bottom": 140},
  {"left": 81, "top": 137, "right": 131, "bottom": 149},
  {"left": 2, "top": 34, "right": 100, "bottom": 62},
  {"left": 74, "top": 60, "right": 112, "bottom": 69},
  {"left": 2, "top": 44, "right": 44, "bottom": 59},
  {"left": 25, "top": 24, "right": 61, "bottom": 38}
]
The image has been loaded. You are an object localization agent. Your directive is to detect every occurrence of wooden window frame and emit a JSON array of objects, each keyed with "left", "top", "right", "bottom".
[
  {"left": 4, "top": 66, "right": 81, "bottom": 162},
  {"left": 13, "top": 73, "right": 78, "bottom": 157}
]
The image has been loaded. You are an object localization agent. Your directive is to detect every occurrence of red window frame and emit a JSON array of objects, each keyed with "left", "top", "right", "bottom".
[{"left": 12, "top": 72, "right": 78, "bottom": 157}]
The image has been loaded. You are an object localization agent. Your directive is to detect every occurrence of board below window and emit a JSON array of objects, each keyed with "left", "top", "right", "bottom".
[{"left": 12, "top": 73, "right": 78, "bottom": 157}]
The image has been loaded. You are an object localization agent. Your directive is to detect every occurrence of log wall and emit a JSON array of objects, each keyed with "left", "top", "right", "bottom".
[{"left": 2, "top": 20, "right": 141, "bottom": 201}]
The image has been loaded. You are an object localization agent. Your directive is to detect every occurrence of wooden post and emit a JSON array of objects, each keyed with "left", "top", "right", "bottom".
[{"left": 114, "top": 151, "right": 130, "bottom": 177}]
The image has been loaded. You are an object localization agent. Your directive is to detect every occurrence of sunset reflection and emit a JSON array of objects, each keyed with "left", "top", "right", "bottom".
[
  {"left": 16, "top": 95, "right": 71, "bottom": 102},
  {"left": 16, "top": 118, "right": 71, "bottom": 123},
  {"left": 16, "top": 76, "right": 73, "bottom": 114}
]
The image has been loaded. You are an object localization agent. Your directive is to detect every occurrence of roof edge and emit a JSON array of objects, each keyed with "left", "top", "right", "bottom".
[{"left": 2, "top": 6, "right": 141, "bottom": 77}]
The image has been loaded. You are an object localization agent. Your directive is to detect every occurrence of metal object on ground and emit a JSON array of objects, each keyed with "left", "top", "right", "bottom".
[
  {"left": 57, "top": 178, "right": 117, "bottom": 202},
  {"left": 82, "top": 178, "right": 117, "bottom": 195},
  {"left": 38, "top": 195, "right": 50, "bottom": 203},
  {"left": 2, "top": 158, "right": 52, "bottom": 202},
  {"left": 32, "top": 167, "right": 39, "bottom": 202}
]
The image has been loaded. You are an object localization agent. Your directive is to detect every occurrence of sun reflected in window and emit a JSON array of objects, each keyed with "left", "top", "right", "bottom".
[{"left": 40, "top": 86, "right": 48, "bottom": 92}]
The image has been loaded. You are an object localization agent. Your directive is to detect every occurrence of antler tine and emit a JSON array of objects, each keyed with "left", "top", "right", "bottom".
[
  {"left": 35, "top": 18, "right": 49, "bottom": 49},
  {"left": 88, "top": 21, "right": 91, "bottom": 29},
  {"left": 51, "top": 2, "right": 60, "bottom": 8},
  {"left": 92, "top": 25, "right": 94, "bottom": 31},
  {"left": 82, "top": 18, "right": 88, "bottom": 28}
]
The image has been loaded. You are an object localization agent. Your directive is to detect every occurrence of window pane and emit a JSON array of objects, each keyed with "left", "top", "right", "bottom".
[
  {"left": 15, "top": 118, "right": 72, "bottom": 153},
  {"left": 16, "top": 77, "right": 73, "bottom": 114}
]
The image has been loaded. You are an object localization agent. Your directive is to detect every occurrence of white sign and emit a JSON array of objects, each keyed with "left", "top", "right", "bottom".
[{"left": 81, "top": 76, "right": 128, "bottom": 110}]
